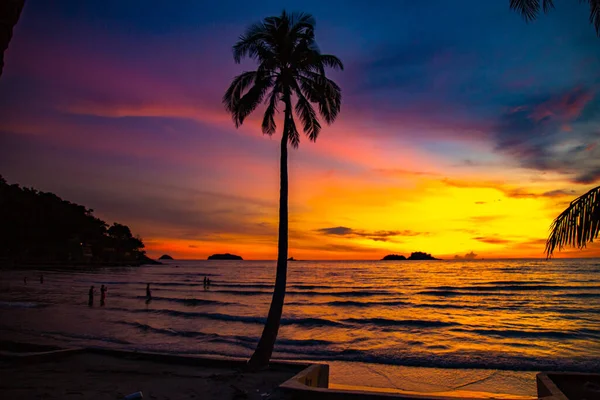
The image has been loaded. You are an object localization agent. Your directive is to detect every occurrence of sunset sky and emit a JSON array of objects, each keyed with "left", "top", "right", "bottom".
[{"left": 1, "top": 1, "right": 599, "bottom": 260}]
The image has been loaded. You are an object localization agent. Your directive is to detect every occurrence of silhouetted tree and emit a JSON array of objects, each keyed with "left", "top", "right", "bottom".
[
  {"left": 510, "top": 0, "right": 600, "bottom": 35},
  {"left": 223, "top": 11, "right": 343, "bottom": 369},
  {"left": 0, "top": 0, "right": 26, "bottom": 77},
  {"left": 0, "top": 176, "right": 146, "bottom": 264},
  {"left": 546, "top": 186, "right": 600, "bottom": 257}
]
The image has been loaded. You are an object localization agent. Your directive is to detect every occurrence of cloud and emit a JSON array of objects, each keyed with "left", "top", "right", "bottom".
[
  {"left": 316, "top": 226, "right": 426, "bottom": 242},
  {"left": 441, "top": 178, "right": 578, "bottom": 199},
  {"left": 493, "top": 86, "right": 600, "bottom": 184},
  {"left": 473, "top": 236, "right": 513, "bottom": 245}
]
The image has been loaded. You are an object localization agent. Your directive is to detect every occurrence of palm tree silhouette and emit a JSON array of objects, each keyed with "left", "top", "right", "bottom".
[
  {"left": 545, "top": 186, "right": 600, "bottom": 257},
  {"left": 223, "top": 11, "right": 343, "bottom": 368},
  {"left": 509, "top": 0, "right": 600, "bottom": 35}
]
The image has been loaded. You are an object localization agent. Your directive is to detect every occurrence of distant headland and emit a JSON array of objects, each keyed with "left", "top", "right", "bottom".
[
  {"left": 208, "top": 253, "right": 243, "bottom": 260},
  {"left": 0, "top": 175, "right": 159, "bottom": 267},
  {"left": 382, "top": 252, "right": 439, "bottom": 261},
  {"left": 158, "top": 254, "right": 174, "bottom": 260}
]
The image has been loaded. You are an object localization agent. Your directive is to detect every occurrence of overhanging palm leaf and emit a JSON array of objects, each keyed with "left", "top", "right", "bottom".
[
  {"left": 223, "top": 10, "right": 343, "bottom": 369},
  {"left": 546, "top": 186, "right": 600, "bottom": 257},
  {"left": 510, "top": 0, "right": 600, "bottom": 35}
]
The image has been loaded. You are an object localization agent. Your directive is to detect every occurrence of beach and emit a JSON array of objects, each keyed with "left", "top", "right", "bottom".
[
  {"left": 0, "top": 345, "right": 300, "bottom": 400},
  {"left": 1, "top": 259, "right": 599, "bottom": 398}
]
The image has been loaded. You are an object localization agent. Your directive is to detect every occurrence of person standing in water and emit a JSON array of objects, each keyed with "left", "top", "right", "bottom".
[
  {"left": 100, "top": 285, "right": 107, "bottom": 306},
  {"left": 40, "top": 274, "right": 44, "bottom": 284},
  {"left": 145, "top": 283, "right": 152, "bottom": 303},
  {"left": 88, "top": 286, "right": 95, "bottom": 306},
  {"left": 23, "top": 277, "right": 27, "bottom": 285}
]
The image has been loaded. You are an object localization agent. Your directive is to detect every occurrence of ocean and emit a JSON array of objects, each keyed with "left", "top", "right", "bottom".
[{"left": 1, "top": 259, "right": 599, "bottom": 396}]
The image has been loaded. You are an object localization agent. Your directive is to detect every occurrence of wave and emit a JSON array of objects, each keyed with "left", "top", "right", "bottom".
[
  {"left": 560, "top": 293, "right": 600, "bottom": 298},
  {"left": 453, "top": 328, "right": 600, "bottom": 340},
  {"left": 113, "top": 308, "right": 345, "bottom": 327},
  {"left": 342, "top": 318, "right": 457, "bottom": 328},
  {"left": 0, "top": 301, "right": 46, "bottom": 308},
  {"left": 118, "top": 321, "right": 336, "bottom": 347},
  {"left": 327, "top": 300, "right": 408, "bottom": 307},
  {"left": 205, "top": 289, "right": 397, "bottom": 297},
  {"left": 128, "top": 296, "right": 230, "bottom": 306},
  {"left": 417, "top": 290, "right": 497, "bottom": 297},
  {"left": 429, "top": 284, "right": 600, "bottom": 292}
]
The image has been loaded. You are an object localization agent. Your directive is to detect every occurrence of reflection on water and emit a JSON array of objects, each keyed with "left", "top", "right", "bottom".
[{"left": 0, "top": 259, "right": 599, "bottom": 375}]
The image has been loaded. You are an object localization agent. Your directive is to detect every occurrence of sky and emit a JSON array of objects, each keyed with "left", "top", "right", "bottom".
[{"left": 1, "top": 0, "right": 599, "bottom": 260}]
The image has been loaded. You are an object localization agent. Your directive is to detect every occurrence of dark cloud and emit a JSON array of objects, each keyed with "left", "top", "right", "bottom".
[
  {"left": 474, "top": 236, "right": 512, "bottom": 245},
  {"left": 493, "top": 86, "right": 600, "bottom": 184},
  {"left": 316, "top": 226, "right": 426, "bottom": 242}
]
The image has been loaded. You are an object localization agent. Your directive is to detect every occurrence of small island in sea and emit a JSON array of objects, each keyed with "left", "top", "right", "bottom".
[
  {"left": 207, "top": 253, "right": 243, "bottom": 260},
  {"left": 382, "top": 252, "right": 439, "bottom": 261},
  {"left": 158, "top": 254, "right": 174, "bottom": 260},
  {"left": 287, "top": 257, "right": 297, "bottom": 261}
]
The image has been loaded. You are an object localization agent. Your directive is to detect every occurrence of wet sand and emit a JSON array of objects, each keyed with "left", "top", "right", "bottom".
[{"left": 0, "top": 350, "right": 299, "bottom": 400}]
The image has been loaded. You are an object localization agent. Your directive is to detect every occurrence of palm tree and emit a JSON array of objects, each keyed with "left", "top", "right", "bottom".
[
  {"left": 545, "top": 186, "right": 600, "bottom": 257},
  {"left": 223, "top": 11, "right": 342, "bottom": 369},
  {"left": 0, "top": 0, "right": 26, "bottom": 77},
  {"left": 509, "top": 0, "right": 600, "bottom": 35}
]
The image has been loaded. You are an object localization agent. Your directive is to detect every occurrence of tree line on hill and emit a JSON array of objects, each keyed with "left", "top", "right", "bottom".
[{"left": 0, "top": 175, "right": 152, "bottom": 266}]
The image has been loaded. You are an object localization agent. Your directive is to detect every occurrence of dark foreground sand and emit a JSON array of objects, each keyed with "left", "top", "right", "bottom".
[{"left": 0, "top": 351, "right": 299, "bottom": 400}]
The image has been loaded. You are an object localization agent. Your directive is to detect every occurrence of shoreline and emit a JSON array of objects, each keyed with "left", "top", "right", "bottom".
[{"left": 0, "top": 260, "right": 161, "bottom": 270}]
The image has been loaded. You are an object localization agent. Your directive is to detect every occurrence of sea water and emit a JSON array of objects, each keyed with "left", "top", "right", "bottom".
[{"left": 1, "top": 259, "right": 599, "bottom": 396}]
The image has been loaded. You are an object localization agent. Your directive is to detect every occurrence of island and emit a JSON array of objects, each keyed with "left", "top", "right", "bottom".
[
  {"left": 381, "top": 254, "right": 406, "bottom": 260},
  {"left": 287, "top": 257, "right": 297, "bottom": 261},
  {"left": 158, "top": 254, "right": 174, "bottom": 260},
  {"left": 207, "top": 253, "right": 243, "bottom": 260},
  {"left": 381, "top": 252, "right": 439, "bottom": 261}
]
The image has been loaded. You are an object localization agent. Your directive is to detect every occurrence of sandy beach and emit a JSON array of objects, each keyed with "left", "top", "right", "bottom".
[{"left": 0, "top": 348, "right": 300, "bottom": 400}]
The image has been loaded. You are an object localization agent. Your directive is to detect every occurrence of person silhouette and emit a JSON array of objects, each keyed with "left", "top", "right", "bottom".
[
  {"left": 100, "top": 285, "right": 107, "bottom": 306},
  {"left": 145, "top": 283, "right": 152, "bottom": 304},
  {"left": 23, "top": 277, "right": 27, "bottom": 285},
  {"left": 88, "top": 285, "right": 95, "bottom": 306},
  {"left": 40, "top": 274, "right": 44, "bottom": 284}
]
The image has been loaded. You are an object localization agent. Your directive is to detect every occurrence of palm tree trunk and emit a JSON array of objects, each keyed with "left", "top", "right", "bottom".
[{"left": 247, "top": 96, "right": 290, "bottom": 370}]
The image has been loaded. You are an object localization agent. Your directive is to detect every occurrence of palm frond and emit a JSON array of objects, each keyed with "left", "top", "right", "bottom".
[
  {"left": 546, "top": 185, "right": 600, "bottom": 257},
  {"left": 287, "top": 113, "right": 300, "bottom": 148},
  {"left": 298, "top": 72, "right": 342, "bottom": 124},
  {"left": 229, "top": 74, "right": 272, "bottom": 127},
  {"left": 222, "top": 71, "right": 257, "bottom": 114},
  {"left": 587, "top": 0, "right": 600, "bottom": 35},
  {"left": 233, "top": 23, "right": 267, "bottom": 63},
  {"left": 262, "top": 89, "right": 280, "bottom": 136},
  {"left": 320, "top": 54, "right": 344, "bottom": 71},
  {"left": 510, "top": 0, "right": 541, "bottom": 21},
  {"left": 293, "top": 83, "right": 321, "bottom": 141},
  {"left": 543, "top": 0, "right": 555, "bottom": 12},
  {"left": 510, "top": 0, "right": 599, "bottom": 36}
]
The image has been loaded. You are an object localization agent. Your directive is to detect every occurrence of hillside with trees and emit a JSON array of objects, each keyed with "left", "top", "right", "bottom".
[{"left": 0, "top": 175, "right": 155, "bottom": 266}]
